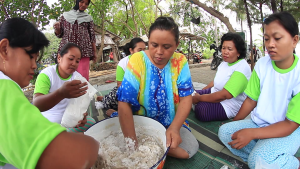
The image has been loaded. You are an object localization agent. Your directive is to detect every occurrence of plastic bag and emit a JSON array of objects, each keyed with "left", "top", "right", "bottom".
[
  {"left": 255, "top": 156, "right": 280, "bottom": 169},
  {"left": 61, "top": 75, "right": 98, "bottom": 128}
]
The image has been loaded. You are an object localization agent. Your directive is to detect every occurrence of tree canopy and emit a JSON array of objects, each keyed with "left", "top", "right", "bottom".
[{"left": 1, "top": 0, "right": 299, "bottom": 62}]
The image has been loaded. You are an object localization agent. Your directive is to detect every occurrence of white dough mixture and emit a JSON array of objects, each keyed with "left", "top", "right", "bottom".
[{"left": 94, "top": 126, "right": 165, "bottom": 169}]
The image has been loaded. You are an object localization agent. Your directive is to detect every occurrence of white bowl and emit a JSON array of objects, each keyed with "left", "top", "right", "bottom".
[{"left": 84, "top": 115, "right": 169, "bottom": 169}]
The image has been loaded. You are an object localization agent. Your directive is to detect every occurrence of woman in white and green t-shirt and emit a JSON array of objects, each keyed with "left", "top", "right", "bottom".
[
  {"left": 192, "top": 32, "right": 251, "bottom": 121},
  {"left": 33, "top": 42, "right": 96, "bottom": 133},
  {"left": 97, "top": 38, "right": 145, "bottom": 116},
  {"left": 219, "top": 12, "right": 300, "bottom": 169}
]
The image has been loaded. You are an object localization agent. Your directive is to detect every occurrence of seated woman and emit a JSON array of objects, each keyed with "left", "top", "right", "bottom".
[
  {"left": 33, "top": 42, "right": 95, "bottom": 133},
  {"left": 0, "top": 18, "right": 98, "bottom": 169},
  {"left": 117, "top": 17, "right": 199, "bottom": 159},
  {"left": 96, "top": 38, "right": 146, "bottom": 116},
  {"left": 219, "top": 12, "right": 300, "bottom": 169},
  {"left": 192, "top": 32, "right": 251, "bottom": 121}
]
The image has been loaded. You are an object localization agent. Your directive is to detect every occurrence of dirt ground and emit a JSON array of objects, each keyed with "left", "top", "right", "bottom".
[
  {"left": 88, "top": 64, "right": 216, "bottom": 86},
  {"left": 24, "top": 60, "right": 216, "bottom": 102},
  {"left": 190, "top": 66, "right": 216, "bottom": 85}
]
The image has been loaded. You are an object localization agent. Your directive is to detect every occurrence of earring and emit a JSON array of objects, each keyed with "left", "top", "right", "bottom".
[{"left": 3, "top": 61, "right": 6, "bottom": 72}]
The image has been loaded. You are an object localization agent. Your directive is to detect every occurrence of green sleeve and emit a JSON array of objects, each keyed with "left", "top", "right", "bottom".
[
  {"left": 0, "top": 79, "right": 66, "bottom": 168},
  {"left": 116, "top": 65, "right": 125, "bottom": 81},
  {"left": 224, "top": 71, "right": 248, "bottom": 98},
  {"left": 244, "top": 70, "right": 261, "bottom": 101},
  {"left": 34, "top": 73, "right": 51, "bottom": 95},
  {"left": 286, "top": 92, "right": 300, "bottom": 124}
]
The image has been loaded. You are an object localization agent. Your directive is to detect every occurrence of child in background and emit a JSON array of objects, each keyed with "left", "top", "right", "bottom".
[
  {"left": 33, "top": 42, "right": 96, "bottom": 133},
  {"left": 218, "top": 12, "right": 300, "bottom": 169}
]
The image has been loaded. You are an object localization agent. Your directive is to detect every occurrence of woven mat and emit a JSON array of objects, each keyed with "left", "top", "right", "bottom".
[{"left": 87, "top": 90, "right": 300, "bottom": 169}]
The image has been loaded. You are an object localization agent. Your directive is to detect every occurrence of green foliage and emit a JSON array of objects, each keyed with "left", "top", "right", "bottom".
[
  {"left": 104, "top": 0, "right": 156, "bottom": 38},
  {"left": 169, "top": 1, "right": 224, "bottom": 55},
  {"left": 202, "top": 48, "right": 214, "bottom": 59},
  {"left": 282, "top": 0, "right": 300, "bottom": 23},
  {"left": 225, "top": 0, "right": 247, "bottom": 25},
  {"left": 48, "top": 0, "right": 155, "bottom": 39},
  {"left": 43, "top": 32, "right": 61, "bottom": 64},
  {"left": 88, "top": 0, "right": 112, "bottom": 26},
  {"left": 30, "top": 63, "right": 45, "bottom": 85},
  {"left": 48, "top": 0, "right": 75, "bottom": 20},
  {"left": 0, "top": 0, "right": 51, "bottom": 29}
]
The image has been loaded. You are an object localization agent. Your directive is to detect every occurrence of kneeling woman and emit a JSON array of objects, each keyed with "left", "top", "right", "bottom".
[
  {"left": 33, "top": 43, "right": 96, "bottom": 132},
  {"left": 192, "top": 32, "right": 251, "bottom": 121},
  {"left": 118, "top": 17, "right": 199, "bottom": 159}
]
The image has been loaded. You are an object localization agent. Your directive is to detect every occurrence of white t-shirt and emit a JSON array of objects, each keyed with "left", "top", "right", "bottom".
[
  {"left": 34, "top": 65, "right": 81, "bottom": 124},
  {"left": 211, "top": 59, "right": 251, "bottom": 118},
  {"left": 116, "top": 55, "right": 130, "bottom": 81},
  {"left": 245, "top": 55, "right": 300, "bottom": 127}
]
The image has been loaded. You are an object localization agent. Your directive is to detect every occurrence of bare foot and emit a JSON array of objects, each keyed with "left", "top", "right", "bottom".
[
  {"left": 106, "top": 109, "right": 116, "bottom": 116},
  {"left": 97, "top": 96, "right": 103, "bottom": 101}
]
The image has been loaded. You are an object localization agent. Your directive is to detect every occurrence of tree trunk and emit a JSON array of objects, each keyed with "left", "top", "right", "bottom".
[
  {"left": 31, "top": 0, "right": 36, "bottom": 27},
  {"left": 213, "top": 0, "right": 218, "bottom": 46},
  {"left": 259, "top": 3, "right": 265, "bottom": 53},
  {"left": 36, "top": 0, "right": 44, "bottom": 28},
  {"left": 186, "top": 0, "right": 235, "bottom": 32},
  {"left": 129, "top": 0, "right": 138, "bottom": 35},
  {"left": 241, "top": 19, "right": 243, "bottom": 31},
  {"left": 214, "top": 18, "right": 218, "bottom": 46},
  {"left": 243, "top": 0, "right": 254, "bottom": 70},
  {"left": 154, "top": 0, "right": 162, "bottom": 18},
  {"left": 280, "top": 0, "right": 283, "bottom": 11},
  {"left": 112, "top": 46, "right": 118, "bottom": 62},
  {"left": 132, "top": 2, "right": 149, "bottom": 36},
  {"left": 270, "top": 0, "right": 277, "bottom": 13},
  {"left": 97, "top": 10, "right": 106, "bottom": 63}
]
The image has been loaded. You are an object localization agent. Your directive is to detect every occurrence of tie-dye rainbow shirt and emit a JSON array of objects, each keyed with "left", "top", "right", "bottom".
[{"left": 117, "top": 51, "right": 193, "bottom": 127}]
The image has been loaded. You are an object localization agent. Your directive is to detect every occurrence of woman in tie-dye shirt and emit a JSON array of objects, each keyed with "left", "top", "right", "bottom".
[{"left": 117, "top": 17, "right": 199, "bottom": 159}]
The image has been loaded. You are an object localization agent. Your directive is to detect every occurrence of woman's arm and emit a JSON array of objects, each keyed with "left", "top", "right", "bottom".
[
  {"left": 202, "top": 81, "right": 214, "bottom": 90},
  {"left": 255, "top": 119, "right": 299, "bottom": 139},
  {"left": 229, "top": 118, "right": 299, "bottom": 149},
  {"left": 37, "top": 132, "right": 99, "bottom": 169},
  {"left": 233, "top": 97, "right": 257, "bottom": 121},
  {"left": 117, "top": 81, "right": 122, "bottom": 87},
  {"left": 33, "top": 92, "right": 64, "bottom": 112},
  {"left": 54, "top": 17, "right": 64, "bottom": 38},
  {"left": 33, "top": 80, "right": 87, "bottom": 112},
  {"left": 53, "top": 21, "right": 61, "bottom": 36},
  {"left": 193, "top": 88, "right": 233, "bottom": 104},
  {"left": 118, "top": 101, "right": 138, "bottom": 144},
  {"left": 167, "top": 95, "right": 192, "bottom": 148}
]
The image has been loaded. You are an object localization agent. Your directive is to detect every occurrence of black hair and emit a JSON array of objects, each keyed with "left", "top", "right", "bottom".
[
  {"left": 264, "top": 11, "right": 299, "bottom": 39},
  {"left": 123, "top": 37, "right": 145, "bottom": 56},
  {"left": 220, "top": 32, "right": 246, "bottom": 59},
  {"left": 73, "top": 0, "right": 91, "bottom": 10},
  {"left": 0, "top": 17, "right": 49, "bottom": 61},
  {"left": 55, "top": 42, "right": 82, "bottom": 64},
  {"left": 148, "top": 16, "right": 179, "bottom": 44}
]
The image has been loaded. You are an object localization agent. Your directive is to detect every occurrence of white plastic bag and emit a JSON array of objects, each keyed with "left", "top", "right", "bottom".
[
  {"left": 255, "top": 156, "right": 280, "bottom": 169},
  {"left": 61, "top": 75, "right": 98, "bottom": 128}
]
